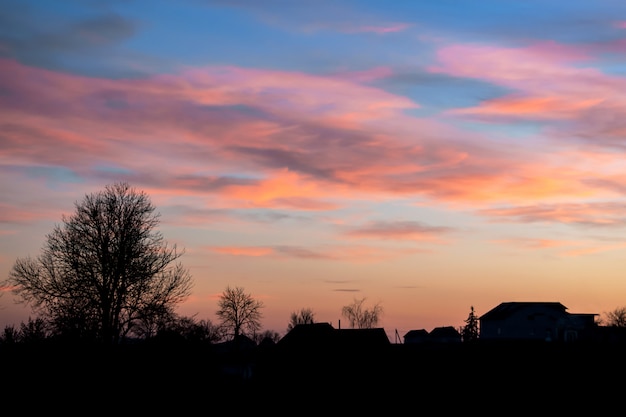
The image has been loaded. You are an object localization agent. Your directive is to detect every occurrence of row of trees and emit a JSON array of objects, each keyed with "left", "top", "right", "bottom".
[
  {"left": 0, "top": 287, "right": 380, "bottom": 346},
  {"left": 2, "top": 182, "right": 624, "bottom": 347},
  {"left": 0, "top": 182, "right": 387, "bottom": 346}
]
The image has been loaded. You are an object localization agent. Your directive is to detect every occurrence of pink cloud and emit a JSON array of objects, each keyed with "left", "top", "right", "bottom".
[
  {"left": 0, "top": 202, "right": 61, "bottom": 224},
  {"left": 431, "top": 41, "right": 626, "bottom": 150},
  {"left": 343, "top": 220, "right": 452, "bottom": 242},
  {"left": 1, "top": 55, "right": 619, "bottom": 215}
]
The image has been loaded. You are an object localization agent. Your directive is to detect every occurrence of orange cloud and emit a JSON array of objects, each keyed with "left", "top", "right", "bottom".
[
  {"left": 0, "top": 284, "right": 18, "bottom": 293},
  {"left": 492, "top": 237, "right": 626, "bottom": 258},
  {"left": 451, "top": 95, "right": 604, "bottom": 120},
  {"left": 221, "top": 169, "right": 339, "bottom": 210},
  {"left": 494, "top": 238, "right": 579, "bottom": 249},
  {"left": 209, "top": 246, "right": 274, "bottom": 256},
  {"left": 560, "top": 243, "right": 626, "bottom": 257},
  {"left": 205, "top": 244, "right": 427, "bottom": 262}
]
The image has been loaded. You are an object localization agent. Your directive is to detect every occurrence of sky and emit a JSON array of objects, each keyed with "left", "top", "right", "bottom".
[{"left": 3, "top": 0, "right": 626, "bottom": 341}]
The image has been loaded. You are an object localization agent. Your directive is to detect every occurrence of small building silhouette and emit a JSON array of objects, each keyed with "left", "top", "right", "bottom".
[
  {"left": 277, "top": 323, "right": 390, "bottom": 351},
  {"left": 403, "top": 326, "right": 461, "bottom": 344},
  {"left": 429, "top": 326, "right": 462, "bottom": 343},
  {"left": 403, "top": 329, "right": 429, "bottom": 345}
]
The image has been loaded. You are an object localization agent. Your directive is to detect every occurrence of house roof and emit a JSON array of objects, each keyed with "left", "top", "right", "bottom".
[
  {"left": 404, "top": 329, "right": 429, "bottom": 339},
  {"left": 429, "top": 326, "right": 461, "bottom": 338},
  {"left": 336, "top": 327, "right": 390, "bottom": 345},
  {"left": 277, "top": 322, "right": 335, "bottom": 347},
  {"left": 479, "top": 302, "right": 567, "bottom": 321},
  {"left": 277, "top": 323, "right": 390, "bottom": 349}
]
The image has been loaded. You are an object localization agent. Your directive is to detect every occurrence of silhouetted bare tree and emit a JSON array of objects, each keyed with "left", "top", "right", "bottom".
[
  {"left": 2, "top": 182, "right": 193, "bottom": 344},
  {"left": 341, "top": 297, "right": 383, "bottom": 329},
  {"left": 287, "top": 307, "right": 316, "bottom": 332},
  {"left": 604, "top": 306, "right": 626, "bottom": 327},
  {"left": 461, "top": 305, "right": 479, "bottom": 342},
  {"left": 216, "top": 285, "right": 264, "bottom": 339}
]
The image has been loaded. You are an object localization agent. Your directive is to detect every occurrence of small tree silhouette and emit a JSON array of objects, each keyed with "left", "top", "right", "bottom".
[
  {"left": 341, "top": 297, "right": 383, "bottom": 329},
  {"left": 461, "top": 305, "right": 479, "bottom": 342},
  {"left": 216, "top": 285, "right": 264, "bottom": 339},
  {"left": 604, "top": 306, "right": 626, "bottom": 327}
]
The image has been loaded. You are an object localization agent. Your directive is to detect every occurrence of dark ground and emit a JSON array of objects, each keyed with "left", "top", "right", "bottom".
[{"left": 2, "top": 340, "right": 624, "bottom": 413}]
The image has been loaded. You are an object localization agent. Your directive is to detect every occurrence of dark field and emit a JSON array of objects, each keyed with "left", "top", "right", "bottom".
[{"left": 3, "top": 340, "right": 624, "bottom": 413}]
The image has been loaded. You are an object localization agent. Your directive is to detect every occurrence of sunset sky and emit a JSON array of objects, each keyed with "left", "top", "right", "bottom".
[{"left": 3, "top": 0, "right": 626, "bottom": 341}]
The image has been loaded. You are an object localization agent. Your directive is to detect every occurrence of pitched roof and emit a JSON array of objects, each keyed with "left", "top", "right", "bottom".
[
  {"left": 277, "top": 322, "right": 335, "bottom": 347},
  {"left": 429, "top": 326, "right": 461, "bottom": 339},
  {"left": 336, "top": 327, "right": 390, "bottom": 346},
  {"left": 479, "top": 302, "right": 567, "bottom": 321},
  {"left": 404, "top": 329, "right": 429, "bottom": 339},
  {"left": 277, "top": 323, "right": 390, "bottom": 349}
]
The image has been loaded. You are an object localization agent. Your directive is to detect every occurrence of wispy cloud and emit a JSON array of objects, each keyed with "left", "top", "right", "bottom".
[
  {"left": 343, "top": 23, "right": 412, "bottom": 34},
  {"left": 432, "top": 41, "right": 626, "bottom": 152},
  {"left": 479, "top": 202, "right": 626, "bottom": 227},
  {"left": 494, "top": 237, "right": 579, "bottom": 249},
  {"left": 205, "top": 244, "right": 427, "bottom": 261},
  {"left": 343, "top": 220, "right": 452, "bottom": 242}
]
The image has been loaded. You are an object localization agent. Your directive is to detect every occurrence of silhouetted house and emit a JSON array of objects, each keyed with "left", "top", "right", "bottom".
[
  {"left": 403, "top": 329, "right": 429, "bottom": 345},
  {"left": 403, "top": 327, "right": 461, "bottom": 344},
  {"left": 335, "top": 327, "right": 390, "bottom": 348},
  {"left": 479, "top": 301, "right": 597, "bottom": 342},
  {"left": 277, "top": 323, "right": 390, "bottom": 351},
  {"left": 429, "top": 326, "right": 462, "bottom": 344},
  {"left": 277, "top": 322, "right": 336, "bottom": 350}
]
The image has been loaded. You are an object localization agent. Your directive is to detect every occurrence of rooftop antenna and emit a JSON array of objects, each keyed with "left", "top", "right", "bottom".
[{"left": 395, "top": 329, "right": 402, "bottom": 344}]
